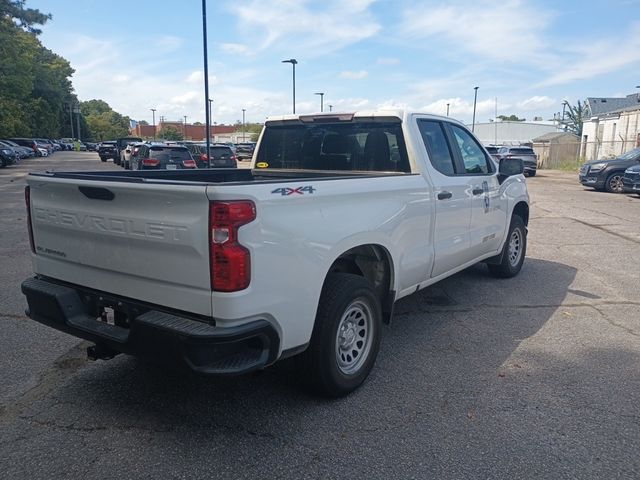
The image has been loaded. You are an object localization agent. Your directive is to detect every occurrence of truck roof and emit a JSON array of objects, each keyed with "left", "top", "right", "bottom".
[{"left": 264, "top": 109, "right": 463, "bottom": 126}]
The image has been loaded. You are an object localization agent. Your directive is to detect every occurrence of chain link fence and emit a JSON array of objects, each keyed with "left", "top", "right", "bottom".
[{"left": 534, "top": 140, "right": 638, "bottom": 171}]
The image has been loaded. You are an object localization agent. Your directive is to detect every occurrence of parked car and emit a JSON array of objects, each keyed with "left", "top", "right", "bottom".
[
  {"left": 85, "top": 142, "right": 98, "bottom": 151},
  {"left": 133, "top": 144, "right": 197, "bottom": 170},
  {"left": 97, "top": 141, "right": 117, "bottom": 162},
  {"left": 114, "top": 136, "right": 142, "bottom": 166},
  {"left": 484, "top": 145, "right": 501, "bottom": 161},
  {"left": 235, "top": 142, "right": 256, "bottom": 161},
  {"left": 34, "top": 139, "right": 55, "bottom": 155},
  {"left": 9, "top": 138, "right": 40, "bottom": 156},
  {"left": 497, "top": 146, "right": 537, "bottom": 176},
  {"left": 0, "top": 146, "right": 17, "bottom": 167},
  {"left": 622, "top": 164, "right": 640, "bottom": 195},
  {"left": 127, "top": 142, "right": 146, "bottom": 170},
  {"left": 579, "top": 146, "right": 640, "bottom": 193},
  {"left": 0, "top": 140, "right": 29, "bottom": 159},
  {"left": 185, "top": 143, "right": 238, "bottom": 168}
]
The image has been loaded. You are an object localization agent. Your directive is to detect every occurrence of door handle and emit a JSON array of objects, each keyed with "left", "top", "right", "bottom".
[
  {"left": 472, "top": 187, "right": 485, "bottom": 195},
  {"left": 437, "top": 191, "right": 452, "bottom": 200}
]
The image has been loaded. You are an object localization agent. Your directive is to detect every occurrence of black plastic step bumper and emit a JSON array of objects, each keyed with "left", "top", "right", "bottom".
[{"left": 21, "top": 277, "right": 280, "bottom": 375}]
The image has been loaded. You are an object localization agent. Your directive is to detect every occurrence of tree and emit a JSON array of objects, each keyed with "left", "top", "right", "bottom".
[
  {"left": 497, "top": 114, "right": 525, "bottom": 122},
  {"left": 0, "top": 0, "right": 51, "bottom": 34},
  {"left": 560, "top": 100, "right": 588, "bottom": 136},
  {"left": 160, "top": 126, "right": 183, "bottom": 141}
]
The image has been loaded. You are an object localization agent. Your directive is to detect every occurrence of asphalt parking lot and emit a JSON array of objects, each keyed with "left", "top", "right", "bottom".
[{"left": 1, "top": 152, "right": 639, "bottom": 479}]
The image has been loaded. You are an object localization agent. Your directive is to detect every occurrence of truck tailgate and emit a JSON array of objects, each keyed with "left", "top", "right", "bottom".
[{"left": 27, "top": 176, "right": 212, "bottom": 316}]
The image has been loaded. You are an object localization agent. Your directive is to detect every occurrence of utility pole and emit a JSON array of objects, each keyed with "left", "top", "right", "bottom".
[
  {"left": 472, "top": 86, "right": 479, "bottom": 132},
  {"left": 150, "top": 108, "right": 156, "bottom": 140},
  {"left": 242, "top": 108, "right": 246, "bottom": 142}
]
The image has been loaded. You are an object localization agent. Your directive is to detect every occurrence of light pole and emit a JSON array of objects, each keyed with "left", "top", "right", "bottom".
[
  {"left": 315, "top": 92, "right": 324, "bottom": 112},
  {"left": 471, "top": 86, "right": 479, "bottom": 132},
  {"left": 74, "top": 104, "right": 81, "bottom": 141},
  {"left": 202, "top": 0, "right": 211, "bottom": 163},
  {"left": 282, "top": 58, "right": 298, "bottom": 114},
  {"left": 68, "top": 102, "right": 74, "bottom": 138},
  {"left": 208, "top": 99, "right": 213, "bottom": 141},
  {"left": 242, "top": 108, "right": 246, "bottom": 142},
  {"left": 183, "top": 115, "right": 187, "bottom": 138},
  {"left": 150, "top": 108, "right": 156, "bottom": 140},
  {"left": 446, "top": 103, "right": 450, "bottom": 116},
  {"left": 328, "top": 104, "right": 333, "bottom": 112}
]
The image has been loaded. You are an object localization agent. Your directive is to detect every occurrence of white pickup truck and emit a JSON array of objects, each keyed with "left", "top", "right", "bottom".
[{"left": 22, "top": 110, "right": 529, "bottom": 396}]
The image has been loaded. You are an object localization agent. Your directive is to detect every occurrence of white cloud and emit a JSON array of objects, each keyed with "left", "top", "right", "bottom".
[
  {"left": 186, "top": 71, "right": 203, "bottom": 84},
  {"left": 339, "top": 70, "right": 369, "bottom": 80},
  {"left": 517, "top": 96, "right": 556, "bottom": 110},
  {"left": 228, "top": 0, "right": 380, "bottom": 54},
  {"left": 402, "top": 0, "right": 555, "bottom": 65},
  {"left": 538, "top": 22, "right": 640, "bottom": 86}
]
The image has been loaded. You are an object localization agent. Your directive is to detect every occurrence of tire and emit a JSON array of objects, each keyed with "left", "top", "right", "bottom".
[
  {"left": 605, "top": 172, "right": 624, "bottom": 193},
  {"left": 300, "top": 273, "right": 382, "bottom": 397},
  {"left": 488, "top": 215, "right": 527, "bottom": 278},
  {"left": 100, "top": 157, "right": 106, "bottom": 162},
  {"left": 528, "top": 170, "right": 536, "bottom": 177}
]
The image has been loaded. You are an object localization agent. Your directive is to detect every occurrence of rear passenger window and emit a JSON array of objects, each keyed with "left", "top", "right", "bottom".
[
  {"left": 417, "top": 120, "right": 455, "bottom": 175},
  {"left": 450, "top": 125, "right": 493, "bottom": 174}
]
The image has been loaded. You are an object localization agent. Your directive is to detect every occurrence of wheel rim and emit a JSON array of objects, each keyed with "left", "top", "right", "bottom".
[
  {"left": 508, "top": 228, "right": 523, "bottom": 267},
  {"left": 609, "top": 175, "right": 623, "bottom": 192},
  {"left": 335, "top": 299, "right": 374, "bottom": 375}
]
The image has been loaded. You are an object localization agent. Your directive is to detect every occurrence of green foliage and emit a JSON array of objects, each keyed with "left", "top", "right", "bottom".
[
  {"left": 80, "top": 99, "right": 131, "bottom": 141},
  {"left": 497, "top": 114, "right": 525, "bottom": 122},
  {"left": 0, "top": 0, "right": 51, "bottom": 34},
  {"left": 560, "top": 100, "right": 587, "bottom": 137},
  {"left": 160, "top": 126, "right": 184, "bottom": 141}
]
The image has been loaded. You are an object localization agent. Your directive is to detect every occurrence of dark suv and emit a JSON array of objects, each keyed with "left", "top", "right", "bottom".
[
  {"left": 185, "top": 143, "right": 237, "bottom": 168},
  {"left": 579, "top": 147, "right": 640, "bottom": 193},
  {"left": 498, "top": 146, "right": 537, "bottom": 177},
  {"left": 133, "top": 144, "right": 197, "bottom": 170},
  {"left": 622, "top": 163, "right": 640, "bottom": 195},
  {"left": 97, "top": 141, "right": 117, "bottom": 162}
]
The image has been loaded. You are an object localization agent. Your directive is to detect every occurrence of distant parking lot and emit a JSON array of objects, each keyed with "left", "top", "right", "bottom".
[{"left": 1, "top": 152, "right": 639, "bottom": 479}]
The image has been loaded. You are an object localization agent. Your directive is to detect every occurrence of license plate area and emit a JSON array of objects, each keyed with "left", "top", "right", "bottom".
[{"left": 166, "top": 164, "right": 177, "bottom": 170}]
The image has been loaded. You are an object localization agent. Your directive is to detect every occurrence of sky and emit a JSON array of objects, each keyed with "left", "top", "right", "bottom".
[{"left": 38, "top": 0, "right": 640, "bottom": 126}]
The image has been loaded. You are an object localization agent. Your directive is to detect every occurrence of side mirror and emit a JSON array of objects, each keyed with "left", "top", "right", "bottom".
[{"left": 498, "top": 157, "right": 524, "bottom": 184}]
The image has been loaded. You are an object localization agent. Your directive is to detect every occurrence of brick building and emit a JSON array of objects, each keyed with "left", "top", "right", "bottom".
[{"left": 130, "top": 122, "right": 241, "bottom": 142}]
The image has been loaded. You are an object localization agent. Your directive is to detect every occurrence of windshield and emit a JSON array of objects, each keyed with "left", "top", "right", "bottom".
[
  {"left": 618, "top": 147, "right": 640, "bottom": 160},
  {"left": 256, "top": 121, "right": 410, "bottom": 172},
  {"left": 149, "top": 147, "right": 192, "bottom": 161}
]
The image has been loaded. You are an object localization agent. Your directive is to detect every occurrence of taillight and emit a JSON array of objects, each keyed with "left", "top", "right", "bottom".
[
  {"left": 200, "top": 153, "right": 208, "bottom": 161},
  {"left": 182, "top": 159, "right": 197, "bottom": 168},
  {"left": 25, "top": 186, "right": 35, "bottom": 253},
  {"left": 142, "top": 158, "right": 160, "bottom": 167},
  {"left": 231, "top": 155, "right": 237, "bottom": 162},
  {"left": 209, "top": 201, "right": 256, "bottom": 292}
]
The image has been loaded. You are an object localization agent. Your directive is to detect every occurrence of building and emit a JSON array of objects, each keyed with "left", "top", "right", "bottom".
[
  {"left": 129, "top": 122, "right": 250, "bottom": 142},
  {"left": 532, "top": 132, "right": 580, "bottom": 169},
  {"left": 469, "top": 121, "right": 560, "bottom": 146},
  {"left": 581, "top": 93, "right": 640, "bottom": 161}
]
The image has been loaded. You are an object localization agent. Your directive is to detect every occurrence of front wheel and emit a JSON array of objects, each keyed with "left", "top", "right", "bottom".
[
  {"left": 300, "top": 273, "right": 382, "bottom": 397},
  {"left": 605, "top": 172, "right": 624, "bottom": 193},
  {"left": 488, "top": 215, "right": 527, "bottom": 278}
]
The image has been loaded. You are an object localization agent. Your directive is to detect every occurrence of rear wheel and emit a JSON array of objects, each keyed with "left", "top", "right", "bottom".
[
  {"left": 300, "top": 273, "right": 382, "bottom": 397},
  {"left": 488, "top": 215, "right": 527, "bottom": 278},
  {"left": 528, "top": 170, "right": 536, "bottom": 177},
  {"left": 605, "top": 172, "right": 624, "bottom": 193}
]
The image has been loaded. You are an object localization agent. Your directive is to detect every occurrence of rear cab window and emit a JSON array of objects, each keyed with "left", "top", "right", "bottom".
[{"left": 256, "top": 119, "right": 411, "bottom": 173}]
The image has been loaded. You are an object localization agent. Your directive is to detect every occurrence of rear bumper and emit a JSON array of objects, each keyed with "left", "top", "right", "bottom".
[{"left": 21, "top": 277, "right": 280, "bottom": 375}]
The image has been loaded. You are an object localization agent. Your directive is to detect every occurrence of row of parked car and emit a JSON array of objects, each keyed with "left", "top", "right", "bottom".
[
  {"left": 96, "top": 137, "right": 256, "bottom": 170},
  {"left": 0, "top": 137, "right": 77, "bottom": 168},
  {"left": 579, "top": 146, "right": 640, "bottom": 195}
]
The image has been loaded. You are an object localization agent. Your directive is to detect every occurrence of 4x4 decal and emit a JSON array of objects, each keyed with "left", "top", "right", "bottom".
[{"left": 271, "top": 186, "right": 316, "bottom": 196}]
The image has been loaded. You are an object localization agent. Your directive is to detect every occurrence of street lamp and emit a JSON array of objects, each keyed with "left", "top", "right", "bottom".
[
  {"left": 242, "top": 108, "right": 246, "bottom": 142},
  {"left": 315, "top": 92, "right": 324, "bottom": 112},
  {"left": 471, "top": 86, "right": 479, "bottom": 132},
  {"left": 201, "top": 0, "right": 211, "bottom": 163},
  {"left": 328, "top": 104, "right": 333, "bottom": 112},
  {"left": 446, "top": 103, "right": 450, "bottom": 116},
  {"left": 183, "top": 115, "right": 187, "bottom": 138},
  {"left": 282, "top": 58, "right": 298, "bottom": 114},
  {"left": 150, "top": 108, "right": 156, "bottom": 140},
  {"left": 208, "top": 98, "right": 213, "bottom": 141}
]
